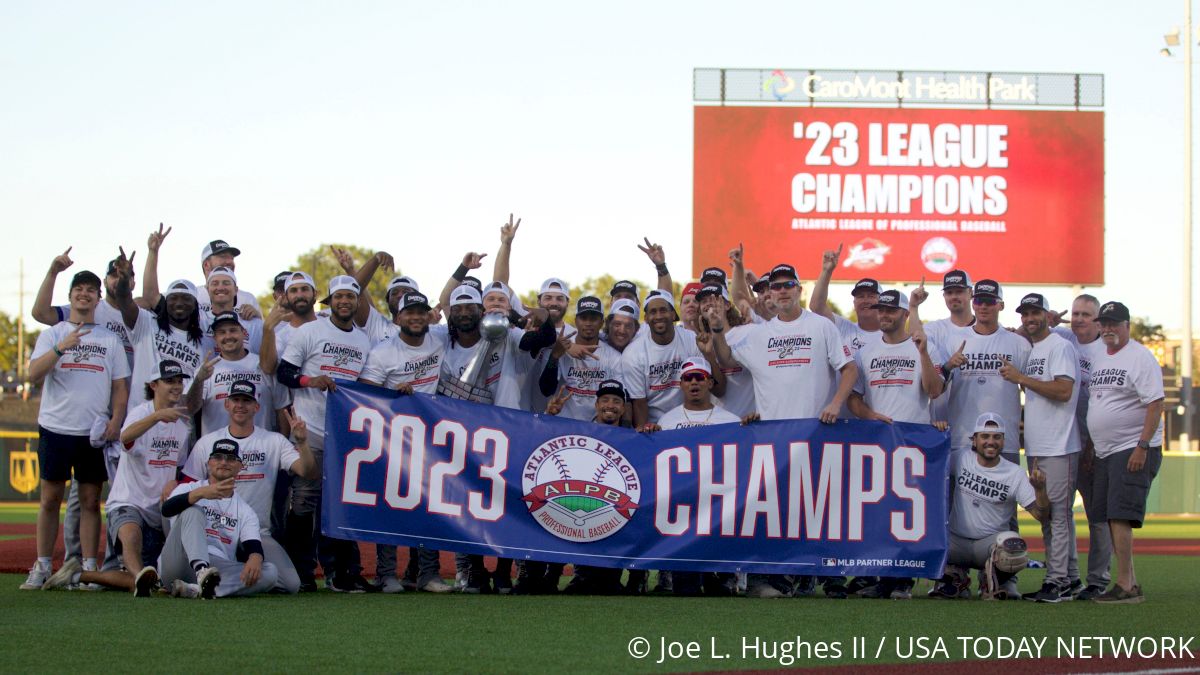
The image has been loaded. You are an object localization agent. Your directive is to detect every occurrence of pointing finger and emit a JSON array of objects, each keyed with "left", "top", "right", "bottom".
[
  {"left": 957, "top": 340, "right": 966, "bottom": 354},
  {"left": 64, "top": 246, "right": 73, "bottom": 255},
  {"left": 919, "top": 276, "right": 925, "bottom": 288},
  {"left": 835, "top": 242, "right": 843, "bottom": 256}
]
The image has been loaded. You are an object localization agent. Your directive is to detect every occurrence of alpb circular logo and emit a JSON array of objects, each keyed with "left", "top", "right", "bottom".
[
  {"left": 762, "top": 69, "right": 795, "bottom": 101},
  {"left": 522, "top": 435, "right": 640, "bottom": 543},
  {"left": 921, "top": 236, "right": 958, "bottom": 274}
]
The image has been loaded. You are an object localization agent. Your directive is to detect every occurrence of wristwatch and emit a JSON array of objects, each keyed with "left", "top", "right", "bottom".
[{"left": 1136, "top": 440, "right": 1151, "bottom": 451}]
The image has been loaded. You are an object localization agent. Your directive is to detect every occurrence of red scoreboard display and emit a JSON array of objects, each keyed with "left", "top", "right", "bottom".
[{"left": 693, "top": 106, "right": 1104, "bottom": 285}]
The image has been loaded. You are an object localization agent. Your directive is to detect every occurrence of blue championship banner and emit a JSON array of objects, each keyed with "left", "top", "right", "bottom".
[{"left": 323, "top": 381, "right": 951, "bottom": 577}]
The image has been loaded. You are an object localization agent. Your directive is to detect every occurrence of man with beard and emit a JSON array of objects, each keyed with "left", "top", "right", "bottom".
[
  {"left": 203, "top": 267, "right": 264, "bottom": 354},
  {"left": 22, "top": 269, "right": 131, "bottom": 589},
  {"left": 260, "top": 271, "right": 319, "bottom": 374},
  {"left": 1002, "top": 293, "right": 1081, "bottom": 603},
  {"left": 539, "top": 296, "right": 624, "bottom": 422},
  {"left": 113, "top": 278, "right": 208, "bottom": 406},
  {"left": 358, "top": 291, "right": 455, "bottom": 594},
  {"left": 623, "top": 291, "right": 707, "bottom": 431},
  {"left": 707, "top": 263, "right": 857, "bottom": 599},
  {"left": 278, "top": 275, "right": 376, "bottom": 593},
  {"left": 847, "top": 289, "right": 946, "bottom": 600},
  {"left": 194, "top": 239, "right": 261, "bottom": 317},
  {"left": 187, "top": 312, "right": 289, "bottom": 435},
  {"left": 182, "top": 380, "right": 318, "bottom": 594},
  {"left": 1087, "top": 302, "right": 1165, "bottom": 604}
]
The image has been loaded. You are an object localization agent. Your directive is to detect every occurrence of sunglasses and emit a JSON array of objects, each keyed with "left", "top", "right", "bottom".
[
  {"left": 770, "top": 280, "right": 799, "bottom": 290},
  {"left": 972, "top": 297, "right": 999, "bottom": 306},
  {"left": 680, "top": 372, "right": 709, "bottom": 382}
]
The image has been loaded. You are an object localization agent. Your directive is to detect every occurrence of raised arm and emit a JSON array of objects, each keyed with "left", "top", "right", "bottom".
[
  {"left": 493, "top": 214, "right": 520, "bottom": 285},
  {"left": 638, "top": 238, "right": 673, "bottom": 293},
  {"left": 439, "top": 252, "right": 487, "bottom": 308},
  {"left": 728, "top": 243, "right": 754, "bottom": 310},
  {"left": 110, "top": 248, "right": 140, "bottom": 330},
  {"left": 913, "top": 330, "right": 945, "bottom": 399},
  {"left": 33, "top": 247, "right": 73, "bottom": 326},
  {"left": 808, "top": 243, "right": 842, "bottom": 321},
  {"left": 138, "top": 223, "right": 171, "bottom": 309},
  {"left": 907, "top": 277, "right": 928, "bottom": 336}
]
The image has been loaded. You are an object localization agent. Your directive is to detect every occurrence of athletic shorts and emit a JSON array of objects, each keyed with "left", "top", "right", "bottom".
[
  {"left": 107, "top": 505, "right": 166, "bottom": 569},
  {"left": 37, "top": 427, "right": 107, "bottom": 484},
  {"left": 1092, "top": 446, "right": 1162, "bottom": 528}
]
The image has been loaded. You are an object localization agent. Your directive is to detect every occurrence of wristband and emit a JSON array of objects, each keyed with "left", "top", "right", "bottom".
[
  {"left": 299, "top": 375, "right": 311, "bottom": 387},
  {"left": 53, "top": 344, "right": 64, "bottom": 357},
  {"left": 453, "top": 265, "right": 469, "bottom": 282},
  {"left": 655, "top": 263, "right": 669, "bottom": 277}
]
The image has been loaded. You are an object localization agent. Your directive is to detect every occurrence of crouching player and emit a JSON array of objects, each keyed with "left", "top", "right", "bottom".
[
  {"left": 159, "top": 440, "right": 278, "bottom": 599},
  {"left": 932, "top": 413, "right": 1050, "bottom": 600}
]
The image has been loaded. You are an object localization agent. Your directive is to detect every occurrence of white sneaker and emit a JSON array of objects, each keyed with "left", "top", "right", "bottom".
[
  {"left": 197, "top": 566, "right": 221, "bottom": 600},
  {"left": 42, "top": 558, "right": 81, "bottom": 590},
  {"left": 171, "top": 579, "right": 200, "bottom": 598},
  {"left": 76, "top": 583, "right": 103, "bottom": 592},
  {"left": 746, "top": 583, "right": 785, "bottom": 599},
  {"left": 418, "top": 578, "right": 455, "bottom": 594},
  {"left": 20, "top": 563, "right": 53, "bottom": 590},
  {"left": 134, "top": 567, "right": 159, "bottom": 597},
  {"left": 377, "top": 576, "right": 405, "bottom": 594}
]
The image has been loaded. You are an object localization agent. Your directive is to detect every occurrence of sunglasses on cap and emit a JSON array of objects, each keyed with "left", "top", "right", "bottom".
[
  {"left": 681, "top": 372, "right": 709, "bottom": 382},
  {"left": 972, "top": 297, "right": 999, "bottom": 306},
  {"left": 769, "top": 280, "right": 799, "bottom": 290}
]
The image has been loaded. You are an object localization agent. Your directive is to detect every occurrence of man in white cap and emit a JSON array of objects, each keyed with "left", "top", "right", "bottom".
[
  {"left": 603, "top": 298, "right": 641, "bottom": 354},
  {"left": 1087, "top": 301, "right": 1165, "bottom": 604},
  {"left": 195, "top": 239, "right": 260, "bottom": 316},
  {"left": 622, "top": 290, "right": 706, "bottom": 430},
  {"left": 1004, "top": 293, "right": 1082, "bottom": 603},
  {"left": 278, "top": 274, "right": 376, "bottom": 593},
  {"left": 260, "top": 271, "right": 320, "bottom": 373},
  {"left": 931, "top": 413, "right": 1049, "bottom": 600},
  {"left": 361, "top": 275, "right": 422, "bottom": 345},
  {"left": 203, "top": 266, "right": 263, "bottom": 354},
  {"left": 182, "top": 379, "right": 317, "bottom": 594},
  {"left": 706, "top": 262, "right": 857, "bottom": 599},
  {"left": 120, "top": 278, "right": 208, "bottom": 409}
]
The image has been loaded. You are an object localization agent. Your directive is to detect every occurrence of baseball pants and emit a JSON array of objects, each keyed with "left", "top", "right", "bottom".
[
  {"left": 1076, "top": 449, "right": 1113, "bottom": 588},
  {"left": 159, "top": 506, "right": 279, "bottom": 597},
  {"left": 1032, "top": 453, "right": 1080, "bottom": 584}
]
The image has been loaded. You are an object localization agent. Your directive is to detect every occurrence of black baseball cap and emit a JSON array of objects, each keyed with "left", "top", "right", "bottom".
[
  {"left": 273, "top": 270, "right": 293, "bottom": 292},
  {"left": 610, "top": 280, "right": 639, "bottom": 298},
  {"left": 211, "top": 311, "right": 241, "bottom": 330},
  {"left": 461, "top": 276, "right": 482, "bottom": 291},
  {"left": 202, "top": 240, "right": 241, "bottom": 261},
  {"left": 700, "top": 267, "right": 728, "bottom": 287},
  {"left": 768, "top": 263, "right": 798, "bottom": 282},
  {"left": 851, "top": 278, "right": 881, "bottom": 297},
  {"left": 576, "top": 296, "right": 603, "bottom": 317},
  {"left": 973, "top": 279, "right": 1003, "bottom": 300},
  {"left": 753, "top": 273, "right": 770, "bottom": 293},
  {"left": 696, "top": 283, "right": 728, "bottom": 301},
  {"left": 227, "top": 380, "right": 257, "bottom": 401},
  {"left": 1016, "top": 293, "right": 1051, "bottom": 313},
  {"left": 70, "top": 270, "right": 103, "bottom": 293},
  {"left": 154, "top": 360, "right": 190, "bottom": 381},
  {"left": 211, "top": 438, "right": 241, "bottom": 461},
  {"left": 596, "top": 379, "right": 628, "bottom": 401},
  {"left": 942, "top": 270, "right": 973, "bottom": 290},
  {"left": 1096, "top": 301, "right": 1131, "bottom": 323},
  {"left": 400, "top": 291, "right": 431, "bottom": 312},
  {"left": 871, "top": 289, "right": 909, "bottom": 311}
]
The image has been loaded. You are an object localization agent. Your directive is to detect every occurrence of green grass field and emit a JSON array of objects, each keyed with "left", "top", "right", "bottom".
[{"left": 1, "top": 505, "right": 1197, "bottom": 673}]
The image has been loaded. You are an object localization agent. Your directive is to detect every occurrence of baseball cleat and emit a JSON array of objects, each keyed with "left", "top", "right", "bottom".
[
  {"left": 39, "top": 559, "right": 78, "bottom": 590},
  {"left": 134, "top": 567, "right": 159, "bottom": 598},
  {"left": 198, "top": 566, "right": 221, "bottom": 600},
  {"left": 171, "top": 579, "right": 200, "bottom": 598},
  {"left": 419, "top": 578, "right": 455, "bottom": 594}
]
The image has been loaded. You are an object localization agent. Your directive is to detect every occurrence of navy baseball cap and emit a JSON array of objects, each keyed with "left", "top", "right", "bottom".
[
  {"left": 942, "top": 270, "right": 973, "bottom": 290},
  {"left": 211, "top": 438, "right": 242, "bottom": 461},
  {"left": 227, "top": 380, "right": 257, "bottom": 401},
  {"left": 610, "top": 280, "right": 639, "bottom": 299},
  {"left": 201, "top": 240, "right": 241, "bottom": 261},
  {"left": 851, "top": 278, "right": 881, "bottom": 297},
  {"left": 400, "top": 291, "right": 431, "bottom": 311},
  {"left": 769, "top": 263, "right": 798, "bottom": 282},
  {"left": 211, "top": 311, "right": 241, "bottom": 330},
  {"left": 871, "top": 290, "right": 909, "bottom": 312},
  {"left": 596, "top": 379, "right": 628, "bottom": 401},
  {"left": 973, "top": 279, "right": 1003, "bottom": 300},
  {"left": 695, "top": 283, "right": 729, "bottom": 301},
  {"left": 461, "top": 276, "right": 482, "bottom": 291},
  {"left": 1016, "top": 293, "right": 1051, "bottom": 313},
  {"left": 752, "top": 273, "right": 770, "bottom": 293},
  {"left": 576, "top": 296, "right": 603, "bottom": 317},
  {"left": 153, "top": 360, "right": 190, "bottom": 381},
  {"left": 273, "top": 271, "right": 293, "bottom": 292},
  {"left": 700, "top": 267, "right": 728, "bottom": 287},
  {"left": 1096, "top": 301, "right": 1131, "bottom": 323},
  {"left": 70, "top": 270, "right": 103, "bottom": 292}
]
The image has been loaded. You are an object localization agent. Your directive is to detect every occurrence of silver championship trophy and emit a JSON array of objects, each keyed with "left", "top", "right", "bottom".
[{"left": 437, "top": 311, "right": 510, "bottom": 403}]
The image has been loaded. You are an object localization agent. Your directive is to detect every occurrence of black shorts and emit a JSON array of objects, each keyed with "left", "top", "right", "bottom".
[
  {"left": 1092, "top": 446, "right": 1162, "bottom": 528},
  {"left": 37, "top": 427, "right": 107, "bottom": 484}
]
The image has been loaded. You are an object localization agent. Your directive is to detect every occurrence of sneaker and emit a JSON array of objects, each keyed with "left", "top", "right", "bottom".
[
  {"left": 297, "top": 580, "right": 319, "bottom": 593},
  {"left": 492, "top": 570, "right": 513, "bottom": 595},
  {"left": 1034, "top": 580, "right": 1076, "bottom": 603},
  {"left": 376, "top": 576, "right": 405, "bottom": 594},
  {"left": 198, "top": 566, "right": 221, "bottom": 600},
  {"left": 929, "top": 580, "right": 970, "bottom": 599},
  {"left": 1064, "top": 578, "right": 1083, "bottom": 598},
  {"left": 1094, "top": 584, "right": 1144, "bottom": 604},
  {"left": 454, "top": 570, "right": 467, "bottom": 591},
  {"left": 1076, "top": 584, "right": 1106, "bottom": 601},
  {"left": 419, "top": 578, "right": 455, "bottom": 594},
  {"left": 1023, "top": 582, "right": 1054, "bottom": 602},
  {"left": 400, "top": 577, "right": 419, "bottom": 592},
  {"left": 999, "top": 577, "right": 1020, "bottom": 600},
  {"left": 39, "top": 559, "right": 79, "bottom": 590},
  {"left": 171, "top": 579, "right": 200, "bottom": 598},
  {"left": 134, "top": 567, "right": 159, "bottom": 598},
  {"left": 461, "top": 571, "right": 490, "bottom": 594},
  {"left": 823, "top": 582, "right": 849, "bottom": 599},
  {"left": 847, "top": 576, "right": 878, "bottom": 596},
  {"left": 793, "top": 576, "right": 817, "bottom": 597},
  {"left": 76, "top": 583, "right": 103, "bottom": 592},
  {"left": 746, "top": 583, "right": 785, "bottom": 599},
  {"left": 653, "top": 571, "right": 673, "bottom": 593},
  {"left": 350, "top": 574, "right": 381, "bottom": 593},
  {"left": 330, "top": 574, "right": 366, "bottom": 594},
  {"left": 889, "top": 588, "right": 913, "bottom": 600}
]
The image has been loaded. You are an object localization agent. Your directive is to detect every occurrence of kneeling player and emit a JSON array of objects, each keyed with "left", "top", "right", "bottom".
[
  {"left": 159, "top": 441, "right": 279, "bottom": 599},
  {"left": 932, "top": 413, "right": 1050, "bottom": 600}
]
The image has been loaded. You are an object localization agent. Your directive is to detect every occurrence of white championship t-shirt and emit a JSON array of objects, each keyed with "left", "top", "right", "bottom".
[
  {"left": 1022, "top": 332, "right": 1080, "bottom": 457},
  {"left": 55, "top": 300, "right": 134, "bottom": 366},
  {"left": 949, "top": 449, "right": 1037, "bottom": 540},
  {"left": 554, "top": 340, "right": 623, "bottom": 421},
  {"left": 281, "top": 316, "right": 373, "bottom": 442},
  {"left": 106, "top": 401, "right": 190, "bottom": 522},
  {"left": 657, "top": 403, "right": 741, "bottom": 429},
  {"left": 621, "top": 327, "right": 701, "bottom": 423},
  {"left": 129, "top": 308, "right": 207, "bottom": 403},
  {"left": 924, "top": 317, "right": 976, "bottom": 424},
  {"left": 360, "top": 331, "right": 448, "bottom": 394},
  {"left": 1054, "top": 327, "right": 1106, "bottom": 443},
  {"left": 853, "top": 336, "right": 944, "bottom": 424},
  {"left": 439, "top": 326, "right": 535, "bottom": 410},
  {"left": 1087, "top": 340, "right": 1166, "bottom": 458},
  {"left": 33, "top": 323, "right": 131, "bottom": 435},
  {"left": 183, "top": 426, "right": 301, "bottom": 535},
  {"left": 729, "top": 311, "right": 852, "bottom": 421},
  {"left": 362, "top": 306, "right": 398, "bottom": 345},
  {"left": 167, "top": 480, "right": 260, "bottom": 561},
  {"left": 198, "top": 352, "right": 290, "bottom": 436},
  {"left": 716, "top": 323, "right": 757, "bottom": 418},
  {"left": 943, "top": 326, "right": 1031, "bottom": 454}
]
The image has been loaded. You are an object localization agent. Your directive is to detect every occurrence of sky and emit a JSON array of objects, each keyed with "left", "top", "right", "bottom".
[{"left": 1, "top": 0, "right": 1197, "bottom": 331}]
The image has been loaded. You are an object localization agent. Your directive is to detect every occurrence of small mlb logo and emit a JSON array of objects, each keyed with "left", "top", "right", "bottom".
[{"left": 821, "top": 557, "right": 838, "bottom": 567}]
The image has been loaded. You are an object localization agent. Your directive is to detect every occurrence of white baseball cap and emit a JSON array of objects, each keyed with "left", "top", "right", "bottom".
[
  {"left": 642, "top": 289, "right": 676, "bottom": 312},
  {"left": 322, "top": 275, "right": 360, "bottom": 303},
  {"left": 680, "top": 356, "right": 712, "bottom": 378},
  {"left": 482, "top": 280, "right": 513, "bottom": 301},
  {"left": 163, "top": 279, "right": 198, "bottom": 300},
  {"left": 284, "top": 271, "right": 316, "bottom": 293},
  {"left": 972, "top": 413, "right": 1006, "bottom": 435},
  {"left": 538, "top": 277, "right": 570, "bottom": 298},
  {"left": 200, "top": 239, "right": 240, "bottom": 263},
  {"left": 206, "top": 266, "right": 237, "bottom": 284},
  {"left": 387, "top": 275, "right": 420, "bottom": 295},
  {"left": 609, "top": 298, "right": 640, "bottom": 320},
  {"left": 449, "top": 285, "right": 483, "bottom": 307}
]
